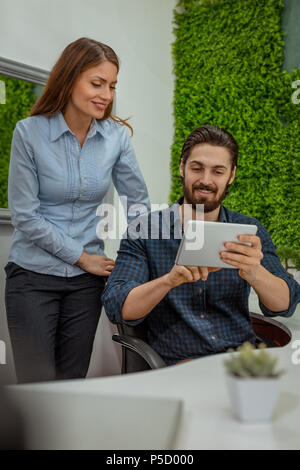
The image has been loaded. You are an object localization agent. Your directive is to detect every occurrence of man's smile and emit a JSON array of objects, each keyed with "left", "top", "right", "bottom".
[{"left": 193, "top": 186, "right": 217, "bottom": 197}]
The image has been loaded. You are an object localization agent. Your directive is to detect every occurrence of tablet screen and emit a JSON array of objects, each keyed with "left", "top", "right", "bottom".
[{"left": 175, "top": 221, "right": 257, "bottom": 268}]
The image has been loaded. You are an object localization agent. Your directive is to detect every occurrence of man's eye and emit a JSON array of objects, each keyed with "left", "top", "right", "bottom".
[
  {"left": 215, "top": 171, "right": 224, "bottom": 175},
  {"left": 110, "top": 86, "right": 116, "bottom": 90}
]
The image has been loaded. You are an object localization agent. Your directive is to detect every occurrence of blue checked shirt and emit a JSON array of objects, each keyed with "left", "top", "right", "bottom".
[
  {"left": 8, "top": 112, "right": 150, "bottom": 277},
  {"left": 102, "top": 198, "right": 300, "bottom": 365}
]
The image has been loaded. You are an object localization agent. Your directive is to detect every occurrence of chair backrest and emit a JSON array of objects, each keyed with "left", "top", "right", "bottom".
[{"left": 117, "top": 321, "right": 152, "bottom": 374}]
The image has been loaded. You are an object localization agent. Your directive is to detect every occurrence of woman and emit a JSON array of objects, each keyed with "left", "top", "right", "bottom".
[{"left": 5, "top": 37, "right": 150, "bottom": 383}]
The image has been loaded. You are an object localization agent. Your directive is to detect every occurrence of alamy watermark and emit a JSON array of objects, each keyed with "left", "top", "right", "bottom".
[
  {"left": 291, "top": 80, "right": 300, "bottom": 104},
  {"left": 291, "top": 339, "right": 300, "bottom": 365},
  {"left": 0, "top": 340, "right": 6, "bottom": 365},
  {"left": 0, "top": 80, "right": 5, "bottom": 104},
  {"left": 95, "top": 197, "right": 205, "bottom": 249}
]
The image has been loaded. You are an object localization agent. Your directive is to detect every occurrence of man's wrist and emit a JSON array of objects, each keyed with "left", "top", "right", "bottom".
[
  {"left": 161, "top": 273, "right": 176, "bottom": 290},
  {"left": 245, "top": 264, "right": 267, "bottom": 287}
]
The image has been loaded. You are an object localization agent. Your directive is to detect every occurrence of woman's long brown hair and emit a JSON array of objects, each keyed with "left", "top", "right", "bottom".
[{"left": 30, "top": 37, "right": 133, "bottom": 135}]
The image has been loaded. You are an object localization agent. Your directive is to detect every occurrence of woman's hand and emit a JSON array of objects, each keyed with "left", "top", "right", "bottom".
[{"left": 76, "top": 252, "right": 115, "bottom": 276}]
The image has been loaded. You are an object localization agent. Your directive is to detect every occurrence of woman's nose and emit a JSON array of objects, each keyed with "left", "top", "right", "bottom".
[{"left": 99, "top": 85, "right": 113, "bottom": 102}]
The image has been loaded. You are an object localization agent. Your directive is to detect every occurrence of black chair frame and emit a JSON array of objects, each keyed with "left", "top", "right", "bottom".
[{"left": 112, "top": 312, "right": 292, "bottom": 374}]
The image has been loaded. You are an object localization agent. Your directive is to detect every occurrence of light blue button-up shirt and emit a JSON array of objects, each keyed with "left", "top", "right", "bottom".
[{"left": 8, "top": 112, "right": 150, "bottom": 277}]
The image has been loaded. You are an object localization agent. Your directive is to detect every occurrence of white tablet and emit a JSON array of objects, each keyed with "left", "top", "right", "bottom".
[{"left": 175, "top": 220, "right": 258, "bottom": 269}]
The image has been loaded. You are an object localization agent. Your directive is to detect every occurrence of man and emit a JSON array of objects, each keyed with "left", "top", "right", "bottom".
[{"left": 102, "top": 125, "right": 300, "bottom": 365}]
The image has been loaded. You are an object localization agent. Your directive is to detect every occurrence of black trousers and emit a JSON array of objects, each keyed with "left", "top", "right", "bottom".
[{"left": 5, "top": 262, "right": 106, "bottom": 383}]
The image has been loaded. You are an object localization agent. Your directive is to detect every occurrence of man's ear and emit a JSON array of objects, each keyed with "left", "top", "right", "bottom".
[
  {"left": 179, "top": 161, "right": 184, "bottom": 178},
  {"left": 229, "top": 166, "right": 237, "bottom": 185}
]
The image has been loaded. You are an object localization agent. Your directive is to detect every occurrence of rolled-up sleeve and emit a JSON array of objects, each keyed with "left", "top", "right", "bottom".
[
  {"left": 112, "top": 126, "right": 150, "bottom": 223},
  {"left": 102, "top": 234, "right": 150, "bottom": 325},
  {"left": 257, "top": 221, "right": 300, "bottom": 317},
  {"left": 8, "top": 123, "right": 84, "bottom": 265}
]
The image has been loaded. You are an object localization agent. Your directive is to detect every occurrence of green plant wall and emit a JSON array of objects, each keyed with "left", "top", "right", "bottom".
[
  {"left": 0, "top": 75, "right": 35, "bottom": 208},
  {"left": 171, "top": 0, "right": 300, "bottom": 252}
]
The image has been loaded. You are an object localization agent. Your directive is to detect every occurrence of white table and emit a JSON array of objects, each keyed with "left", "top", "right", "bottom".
[{"left": 6, "top": 310, "right": 300, "bottom": 450}]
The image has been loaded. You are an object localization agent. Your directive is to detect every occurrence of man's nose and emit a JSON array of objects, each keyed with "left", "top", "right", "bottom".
[{"left": 199, "top": 170, "right": 213, "bottom": 186}]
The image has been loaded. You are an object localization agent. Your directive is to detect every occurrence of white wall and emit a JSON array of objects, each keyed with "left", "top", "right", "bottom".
[
  {"left": 0, "top": 0, "right": 176, "bottom": 382},
  {"left": 0, "top": 0, "right": 175, "bottom": 207},
  {"left": 0, "top": 222, "right": 15, "bottom": 385}
]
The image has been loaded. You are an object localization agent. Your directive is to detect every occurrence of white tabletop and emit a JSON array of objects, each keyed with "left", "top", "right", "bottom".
[{"left": 7, "top": 308, "right": 300, "bottom": 450}]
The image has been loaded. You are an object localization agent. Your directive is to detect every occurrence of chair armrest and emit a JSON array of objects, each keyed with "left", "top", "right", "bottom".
[{"left": 112, "top": 334, "right": 166, "bottom": 369}]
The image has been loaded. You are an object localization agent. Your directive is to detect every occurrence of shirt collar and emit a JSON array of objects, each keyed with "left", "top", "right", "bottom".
[
  {"left": 49, "top": 111, "right": 107, "bottom": 142},
  {"left": 218, "top": 205, "right": 227, "bottom": 222},
  {"left": 92, "top": 118, "right": 108, "bottom": 138},
  {"left": 49, "top": 112, "right": 69, "bottom": 142}
]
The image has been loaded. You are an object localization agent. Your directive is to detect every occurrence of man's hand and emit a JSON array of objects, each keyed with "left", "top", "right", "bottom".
[
  {"left": 165, "top": 264, "right": 221, "bottom": 288},
  {"left": 122, "top": 263, "right": 220, "bottom": 321},
  {"left": 76, "top": 252, "right": 115, "bottom": 276},
  {"left": 220, "top": 234, "right": 263, "bottom": 282}
]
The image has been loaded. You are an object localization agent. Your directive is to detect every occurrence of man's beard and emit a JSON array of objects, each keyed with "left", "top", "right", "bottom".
[{"left": 182, "top": 177, "right": 232, "bottom": 213}]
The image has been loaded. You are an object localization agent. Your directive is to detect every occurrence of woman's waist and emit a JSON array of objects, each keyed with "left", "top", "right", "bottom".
[{"left": 8, "top": 238, "right": 106, "bottom": 277}]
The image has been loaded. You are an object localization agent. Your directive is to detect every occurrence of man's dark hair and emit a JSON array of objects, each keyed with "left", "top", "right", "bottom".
[{"left": 180, "top": 125, "right": 238, "bottom": 169}]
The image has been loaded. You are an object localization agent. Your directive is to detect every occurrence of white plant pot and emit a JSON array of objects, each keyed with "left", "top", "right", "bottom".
[{"left": 226, "top": 373, "right": 280, "bottom": 423}]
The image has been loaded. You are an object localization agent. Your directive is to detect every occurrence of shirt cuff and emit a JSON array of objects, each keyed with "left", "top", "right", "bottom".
[
  {"left": 55, "top": 239, "right": 84, "bottom": 265},
  {"left": 259, "top": 274, "right": 298, "bottom": 318},
  {"left": 102, "top": 280, "right": 145, "bottom": 325}
]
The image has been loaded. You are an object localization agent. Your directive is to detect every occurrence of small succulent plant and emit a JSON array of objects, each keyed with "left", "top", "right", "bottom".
[{"left": 224, "top": 342, "right": 284, "bottom": 378}]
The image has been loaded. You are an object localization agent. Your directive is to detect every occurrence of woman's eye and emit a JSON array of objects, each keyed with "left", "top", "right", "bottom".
[{"left": 92, "top": 83, "right": 101, "bottom": 87}]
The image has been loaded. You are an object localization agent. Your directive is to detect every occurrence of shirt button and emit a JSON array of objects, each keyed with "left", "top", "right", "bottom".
[
  {"left": 200, "top": 314, "right": 205, "bottom": 319},
  {"left": 211, "top": 336, "right": 216, "bottom": 340}
]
